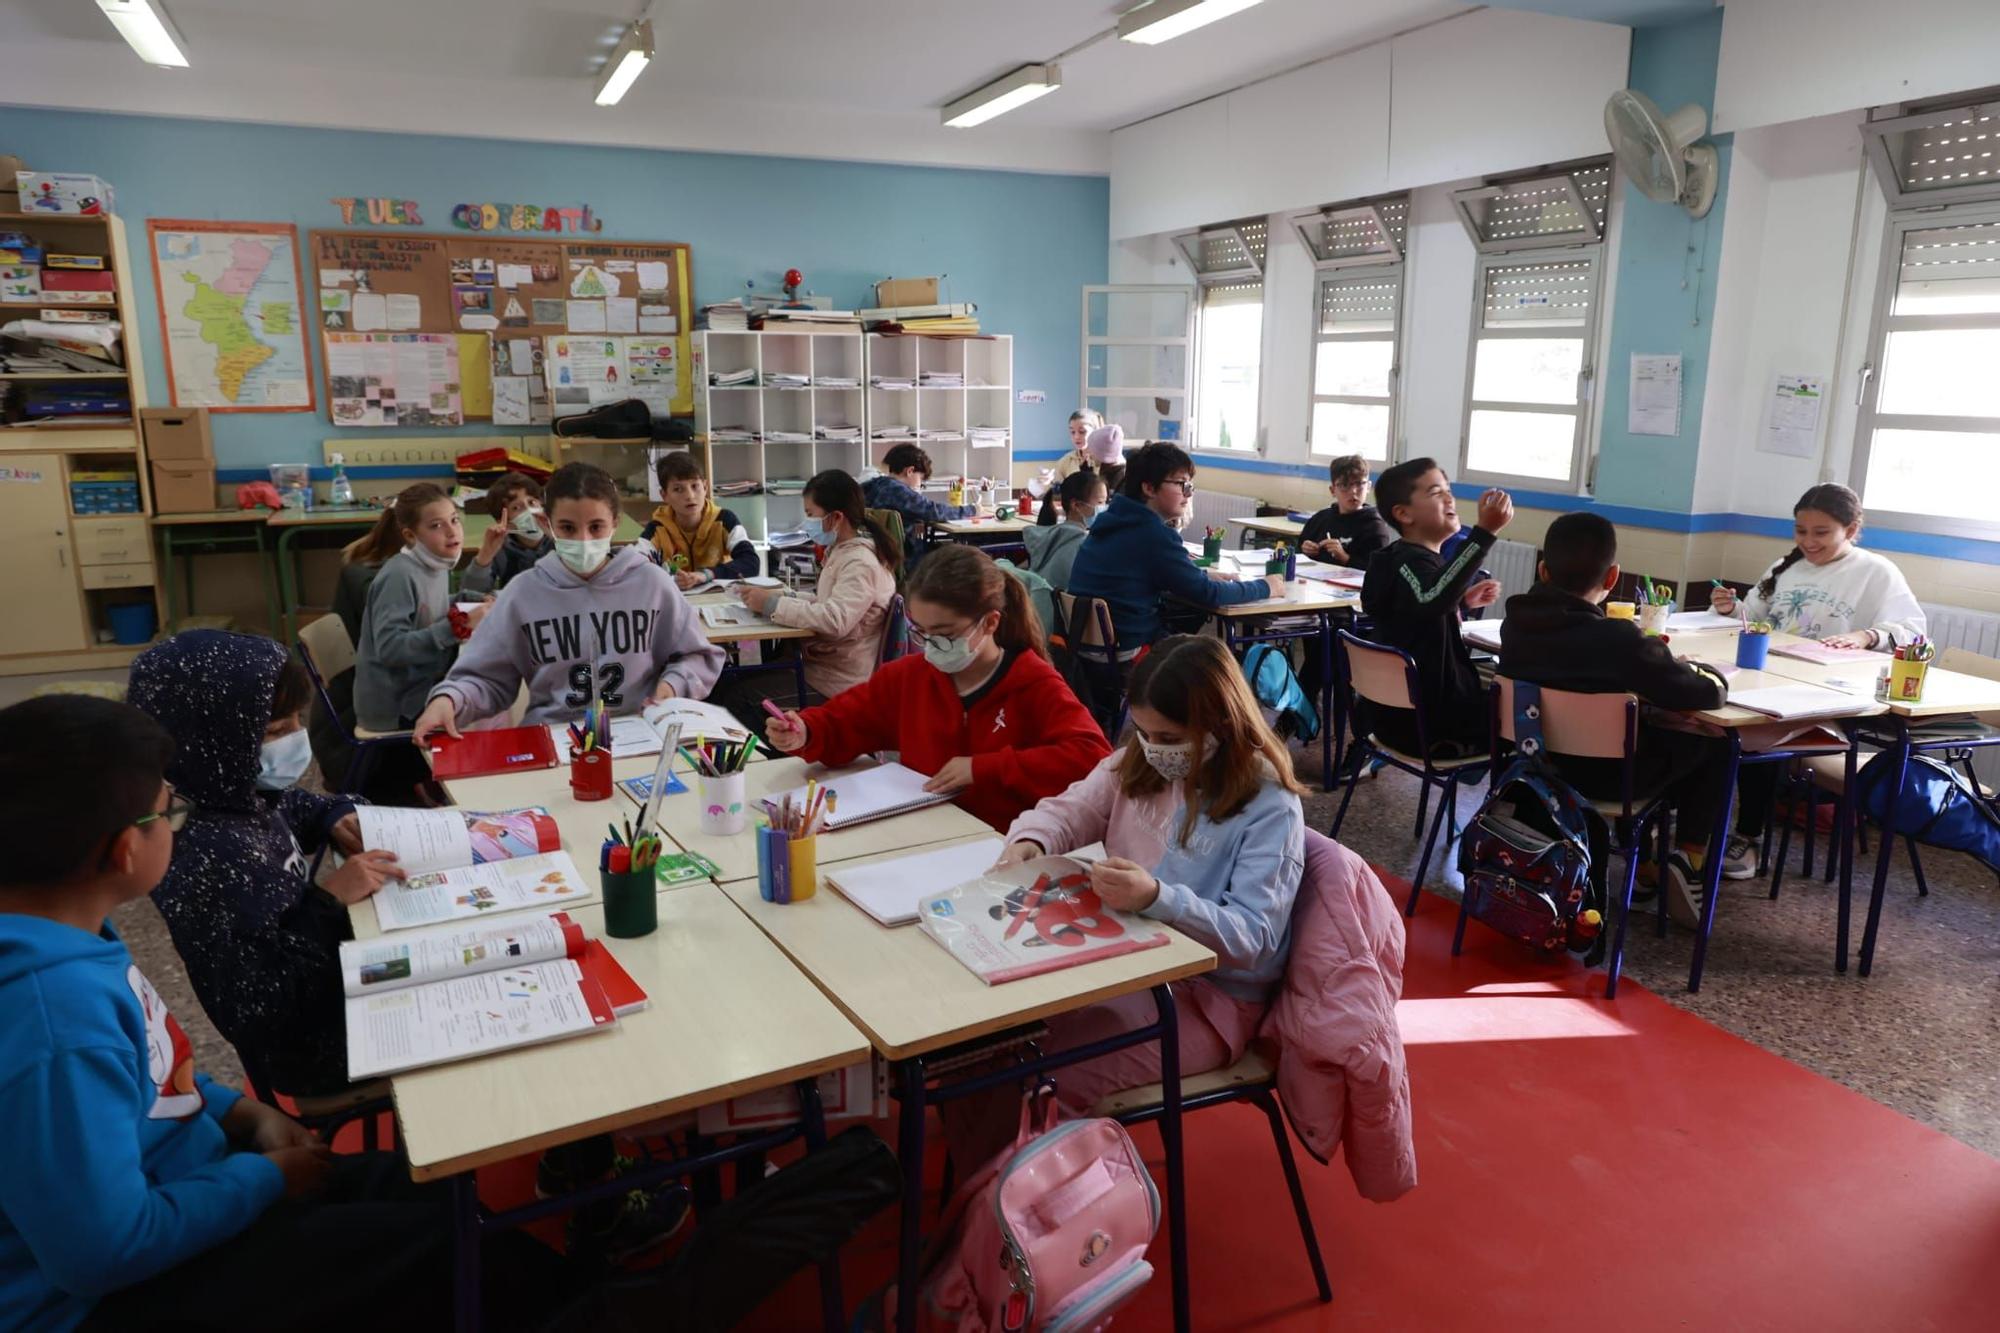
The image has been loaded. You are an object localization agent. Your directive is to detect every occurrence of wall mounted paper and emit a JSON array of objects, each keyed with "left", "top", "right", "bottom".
[
  {"left": 1762, "top": 373, "right": 1824, "bottom": 458},
  {"left": 567, "top": 299, "right": 607, "bottom": 333},
  {"left": 604, "top": 296, "right": 638, "bottom": 334},
  {"left": 1628, "top": 353, "right": 1681, "bottom": 437}
]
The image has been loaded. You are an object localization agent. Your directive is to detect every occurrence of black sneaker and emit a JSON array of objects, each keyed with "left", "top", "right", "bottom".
[
  {"left": 1664, "top": 853, "right": 1709, "bottom": 931},
  {"left": 567, "top": 1183, "right": 693, "bottom": 1268}
]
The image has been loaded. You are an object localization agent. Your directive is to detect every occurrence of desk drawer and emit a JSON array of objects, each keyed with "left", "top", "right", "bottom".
[
  {"left": 81, "top": 561, "right": 157, "bottom": 590},
  {"left": 74, "top": 517, "right": 149, "bottom": 566}
]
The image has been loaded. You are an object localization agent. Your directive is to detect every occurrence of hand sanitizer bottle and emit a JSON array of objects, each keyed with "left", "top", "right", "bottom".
[{"left": 329, "top": 453, "right": 354, "bottom": 507}]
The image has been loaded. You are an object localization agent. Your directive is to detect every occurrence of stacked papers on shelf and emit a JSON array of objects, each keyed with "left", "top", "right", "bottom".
[
  {"left": 700, "top": 301, "right": 751, "bottom": 331},
  {"left": 708, "top": 426, "right": 759, "bottom": 442},
  {"left": 870, "top": 375, "right": 915, "bottom": 390},
  {"left": 767, "top": 528, "right": 814, "bottom": 548},
  {"left": 764, "top": 428, "right": 814, "bottom": 444},
  {"left": 870, "top": 424, "right": 915, "bottom": 439},
  {"left": 814, "top": 375, "right": 859, "bottom": 388},
  {"left": 815, "top": 424, "right": 863, "bottom": 441},
  {"left": 764, "top": 372, "right": 810, "bottom": 389},
  {"left": 713, "top": 479, "right": 761, "bottom": 497},
  {"left": 919, "top": 371, "right": 964, "bottom": 388},
  {"left": 709, "top": 366, "right": 757, "bottom": 387},
  {"left": 968, "top": 427, "right": 1009, "bottom": 447}
]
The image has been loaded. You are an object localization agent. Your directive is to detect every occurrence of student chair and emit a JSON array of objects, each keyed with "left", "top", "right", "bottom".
[
  {"left": 1329, "top": 630, "right": 1489, "bottom": 917},
  {"left": 1091, "top": 1048, "right": 1333, "bottom": 1308},
  {"left": 296, "top": 614, "right": 414, "bottom": 796},
  {"left": 1054, "top": 590, "right": 1131, "bottom": 739},
  {"left": 877, "top": 592, "right": 906, "bottom": 667},
  {"left": 240, "top": 1057, "right": 395, "bottom": 1152},
  {"left": 1461, "top": 679, "right": 1673, "bottom": 998}
]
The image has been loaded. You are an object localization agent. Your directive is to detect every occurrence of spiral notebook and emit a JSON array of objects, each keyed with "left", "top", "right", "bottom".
[{"left": 760, "top": 761, "right": 949, "bottom": 830}]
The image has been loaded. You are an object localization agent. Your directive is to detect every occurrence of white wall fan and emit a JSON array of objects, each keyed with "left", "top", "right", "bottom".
[{"left": 1604, "top": 89, "right": 1719, "bottom": 218}]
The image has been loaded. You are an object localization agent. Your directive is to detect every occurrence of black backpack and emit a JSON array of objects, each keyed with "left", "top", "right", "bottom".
[
  {"left": 1855, "top": 752, "right": 2000, "bottom": 874},
  {"left": 552, "top": 397, "right": 694, "bottom": 442}
]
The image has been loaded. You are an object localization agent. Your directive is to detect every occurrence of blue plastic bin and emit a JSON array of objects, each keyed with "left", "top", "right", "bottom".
[{"left": 107, "top": 603, "right": 158, "bottom": 646}]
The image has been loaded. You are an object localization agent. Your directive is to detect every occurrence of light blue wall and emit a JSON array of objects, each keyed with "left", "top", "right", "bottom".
[
  {"left": 0, "top": 109, "right": 1108, "bottom": 470},
  {"left": 1593, "top": 9, "right": 1729, "bottom": 510}
]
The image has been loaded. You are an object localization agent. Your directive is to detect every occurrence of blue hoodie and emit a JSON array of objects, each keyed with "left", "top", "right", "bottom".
[
  {"left": 1067, "top": 494, "right": 1271, "bottom": 646},
  {"left": 0, "top": 916, "right": 283, "bottom": 1331},
  {"left": 127, "top": 631, "right": 358, "bottom": 1095}
]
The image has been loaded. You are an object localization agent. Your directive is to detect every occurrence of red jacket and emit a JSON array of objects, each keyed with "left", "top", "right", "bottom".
[{"left": 795, "top": 650, "right": 1111, "bottom": 832}]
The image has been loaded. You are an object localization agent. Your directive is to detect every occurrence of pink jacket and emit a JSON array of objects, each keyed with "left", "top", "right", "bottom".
[
  {"left": 1261, "top": 830, "right": 1416, "bottom": 1202},
  {"left": 769, "top": 535, "right": 896, "bottom": 697}
]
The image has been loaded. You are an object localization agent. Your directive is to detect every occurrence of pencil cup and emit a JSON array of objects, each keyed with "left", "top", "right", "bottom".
[
  {"left": 1887, "top": 657, "right": 1929, "bottom": 702},
  {"left": 787, "top": 834, "right": 818, "bottom": 903},
  {"left": 1638, "top": 602, "right": 1672, "bottom": 637},
  {"left": 1606, "top": 601, "right": 1636, "bottom": 621},
  {"left": 757, "top": 827, "right": 818, "bottom": 904},
  {"left": 602, "top": 867, "right": 656, "bottom": 939},
  {"left": 570, "top": 747, "right": 613, "bottom": 802},
  {"left": 698, "top": 771, "right": 748, "bottom": 836},
  {"left": 1736, "top": 631, "right": 1771, "bottom": 670},
  {"left": 1202, "top": 534, "right": 1222, "bottom": 562}
]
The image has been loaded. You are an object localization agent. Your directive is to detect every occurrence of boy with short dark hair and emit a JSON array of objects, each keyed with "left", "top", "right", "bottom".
[
  {"left": 1497, "top": 511, "right": 1747, "bottom": 925},
  {"left": 642, "top": 450, "right": 758, "bottom": 589},
  {"left": 0, "top": 695, "right": 552, "bottom": 1331},
  {"left": 1360, "top": 457, "right": 1511, "bottom": 756},
  {"left": 1301, "top": 454, "right": 1397, "bottom": 570},
  {"left": 460, "top": 470, "right": 553, "bottom": 595},
  {"left": 862, "top": 443, "right": 976, "bottom": 563}
]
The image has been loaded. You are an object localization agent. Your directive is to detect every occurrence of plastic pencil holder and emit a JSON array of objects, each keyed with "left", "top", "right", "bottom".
[
  {"left": 1637, "top": 602, "right": 1672, "bottom": 637},
  {"left": 602, "top": 866, "right": 657, "bottom": 939},
  {"left": 1202, "top": 534, "right": 1222, "bottom": 562},
  {"left": 757, "top": 827, "right": 818, "bottom": 904},
  {"left": 570, "top": 746, "right": 613, "bottom": 802},
  {"left": 1736, "top": 631, "right": 1771, "bottom": 670},
  {"left": 698, "top": 771, "right": 748, "bottom": 836},
  {"left": 1887, "top": 657, "right": 1929, "bottom": 702},
  {"left": 1605, "top": 601, "right": 1636, "bottom": 621}
]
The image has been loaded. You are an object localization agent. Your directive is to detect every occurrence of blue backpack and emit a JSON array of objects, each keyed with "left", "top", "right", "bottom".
[
  {"left": 1456, "top": 682, "right": 1608, "bottom": 960},
  {"left": 1242, "top": 643, "right": 1320, "bottom": 743},
  {"left": 1855, "top": 752, "right": 2000, "bottom": 873}
]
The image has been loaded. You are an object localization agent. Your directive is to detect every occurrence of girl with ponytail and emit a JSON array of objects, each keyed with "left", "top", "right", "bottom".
[
  {"left": 1711, "top": 483, "right": 1925, "bottom": 650},
  {"left": 764, "top": 544, "right": 1111, "bottom": 831}
]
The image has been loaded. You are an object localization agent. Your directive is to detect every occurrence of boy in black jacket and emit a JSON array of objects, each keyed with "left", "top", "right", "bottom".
[
  {"left": 1497, "top": 511, "right": 1748, "bottom": 926},
  {"left": 1301, "top": 453, "right": 1398, "bottom": 571},
  {"left": 1359, "top": 458, "right": 1510, "bottom": 757}
]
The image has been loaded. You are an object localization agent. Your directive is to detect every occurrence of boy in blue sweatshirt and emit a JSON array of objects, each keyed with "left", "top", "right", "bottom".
[
  {"left": 0, "top": 695, "right": 561, "bottom": 1332},
  {"left": 861, "top": 443, "right": 975, "bottom": 565}
]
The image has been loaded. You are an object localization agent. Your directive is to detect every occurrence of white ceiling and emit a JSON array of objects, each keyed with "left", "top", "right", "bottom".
[{"left": 0, "top": 0, "right": 1479, "bottom": 175}]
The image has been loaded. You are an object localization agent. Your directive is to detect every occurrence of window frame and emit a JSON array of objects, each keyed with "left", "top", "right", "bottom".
[
  {"left": 1078, "top": 284, "right": 1193, "bottom": 445},
  {"left": 1457, "top": 245, "right": 1606, "bottom": 491},
  {"left": 1306, "top": 263, "right": 1405, "bottom": 461},
  {"left": 1851, "top": 198, "right": 2000, "bottom": 542},
  {"left": 1191, "top": 278, "right": 1266, "bottom": 454},
  {"left": 1451, "top": 159, "right": 1612, "bottom": 254},
  {"left": 1861, "top": 89, "right": 2000, "bottom": 211}
]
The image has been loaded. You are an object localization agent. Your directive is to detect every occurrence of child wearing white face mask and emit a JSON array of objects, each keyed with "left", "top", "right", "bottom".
[
  {"left": 763, "top": 544, "right": 1111, "bottom": 830},
  {"left": 127, "top": 631, "right": 405, "bottom": 1095},
  {"left": 1022, "top": 466, "right": 1107, "bottom": 591},
  {"left": 352, "top": 482, "right": 487, "bottom": 733},
  {"left": 940, "top": 636, "right": 1305, "bottom": 1163}
]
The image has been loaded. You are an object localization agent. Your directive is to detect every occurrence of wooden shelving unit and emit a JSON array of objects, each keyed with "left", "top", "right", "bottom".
[{"left": 0, "top": 211, "right": 166, "bottom": 673}]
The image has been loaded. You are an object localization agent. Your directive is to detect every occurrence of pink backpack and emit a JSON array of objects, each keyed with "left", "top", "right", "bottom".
[{"left": 920, "top": 1087, "right": 1159, "bottom": 1332}]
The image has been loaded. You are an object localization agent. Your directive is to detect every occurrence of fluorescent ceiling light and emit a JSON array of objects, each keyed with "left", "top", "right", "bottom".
[
  {"left": 942, "top": 64, "right": 1061, "bottom": 128},
  {"left": 1117, "top": 0, "right": 1266, "bottom": 45},
  {"left": 594, "top": 19, "right": 654, "bottom": 106},
  {"left": 95, "top": 0, "right": 189, "bottom": 69}
]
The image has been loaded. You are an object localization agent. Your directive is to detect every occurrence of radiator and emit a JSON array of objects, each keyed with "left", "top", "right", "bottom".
[
  {"left": 1190, "top": 488, "right": 1258, "bottom": 537},
  {"left": 1484, "top": 538, "right": 1539, "bottom": 600},
  {"left": 1918, "top": 602, "right": 2000, "bottom": 789}
]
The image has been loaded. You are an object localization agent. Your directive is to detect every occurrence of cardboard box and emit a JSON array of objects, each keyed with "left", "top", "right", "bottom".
[
  {"left": 42, "top": 269, "right": 115, "bottom": 292},
  {"left": 0, "top": 265, "right": 41, "bottom": 302},
  {"left": 15, "top": 172, "right": 114, "bottom": 216},
  {"left": 873, "top": 276, "right": 939, "bottom": 308},
  {"left": 150, "top": 460, "right": 217, "bottom": 514},
  {"left": 140, "top": 407, "right": 214, "bottom": 462},
  {"left": 44, "top": 254, "right": 107, "bottom": 270}
]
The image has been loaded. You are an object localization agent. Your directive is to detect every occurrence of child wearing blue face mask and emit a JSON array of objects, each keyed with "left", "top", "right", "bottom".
[
  {"left": 128, "top": 631, "right": 404, "bottom": 1096},
  {"left": 1022, "top": 466, "right": 1106, "bottom": 591},
  {"left": 764, "top": 544, "right": 1111, "bottom": 830}
]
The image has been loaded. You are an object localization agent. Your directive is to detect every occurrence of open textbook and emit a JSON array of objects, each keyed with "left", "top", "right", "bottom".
[
  {"left": 538, "top": 697, "right": 753, "bottom": 759},
  {"left": 918, "top": 853, "right": 1170, "bottom": 985},
  {"left": 342, "top": 914, "right": 645, "bottom": 1078},
  {"left": 355, "top": 806, "right": 560, "bottom": 878},
  {"left": 370, "top": 849, "right": 591, "bottom": 932}
]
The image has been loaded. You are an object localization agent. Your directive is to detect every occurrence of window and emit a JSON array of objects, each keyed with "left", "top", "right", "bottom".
[
  {"left": 1452, "top": 161, "right": 1610, "bottom": 487},
  {"left": 1080, "top": 285, "right": 1192, "bottom": 443},
  {"left": 1853, "top": 206, "right": 2000, "bottom": 538},
  {"left": 1296, "top": 195, "right": 1409, "bottom": 461},
  {"left": 1194, "top": 281, "right": 1263, "bottom": 452},
  {"left": 1862, "top": 88, "right": 2000, "bottom": 209}
]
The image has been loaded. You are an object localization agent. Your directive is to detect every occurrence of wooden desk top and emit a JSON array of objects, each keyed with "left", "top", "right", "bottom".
[
  {"left": 649, "top": 755, "right": 995, "bottom": 885},
  {"left": 1228, "top": 515, "right": 1305, "bottom": 539},
  {"left": 716, "top": 842, "right": 1217, "bottom": 1061},
  {"left": 934, "top": 515, "right": 1032, "bottom": 535},
  {"left": 1646, "top": 629, "right": 1885, "bottom": 729},
  {"left": 684, "top": 587, "right": 818, "bottom": 644},
  {"left": 1207, "top": 579, "right": 1358, "bottom": 617},
  {"left": 381, "top": 887, "right": 869, "bottom": 1181},
  {"left": 150, "top": 509, "right": 271, "bottom": 526},
  {"left": 441, "top": 748, "right": 665, "bottom": 878},
  {"left": 264, "top": 505, "right": 385, "bottom": 526}
]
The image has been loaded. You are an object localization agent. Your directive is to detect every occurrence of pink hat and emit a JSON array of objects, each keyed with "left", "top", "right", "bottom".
[{"left": 1085, "top": 424, "right": 1125, "bottom": 464}]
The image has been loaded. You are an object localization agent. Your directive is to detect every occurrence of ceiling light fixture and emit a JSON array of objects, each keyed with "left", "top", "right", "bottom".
[
  {"left": 942, "top": 64, "right": 1062, "bottom": 128},
  {"left": 594, "top": 19, "right": 655, "bottom": 107},
  {"left": 1117, "top": 0, "right": 1266, "bottom": 46},
  {"left": 94, "top": 0, "right": 189, "bottom": 69}
]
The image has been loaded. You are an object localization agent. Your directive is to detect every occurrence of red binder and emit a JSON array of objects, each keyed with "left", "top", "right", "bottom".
[{"left": 428, "top": 725, "right": 559, "bottom": 781}]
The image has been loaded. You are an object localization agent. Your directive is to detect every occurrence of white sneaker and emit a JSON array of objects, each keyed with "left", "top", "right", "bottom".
[
  {"left": 1719, "top": 835, "right": 1760, "bottom": 881},
  {"left": 1664, "top": 854, "right": 1709, "bottom": 931}
]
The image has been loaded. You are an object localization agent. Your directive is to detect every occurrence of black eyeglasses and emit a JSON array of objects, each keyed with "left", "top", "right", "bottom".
[
  {"left": 133, "top": 787, "right": 195, "bottom": 835},
  {"left": 904, "top": 619, "right": 973, "bottom": 653},
  {"left": 1162, "top": 478, "right": 1196, "bottom": 497}
]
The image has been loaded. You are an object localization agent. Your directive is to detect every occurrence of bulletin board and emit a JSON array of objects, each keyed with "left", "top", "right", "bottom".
[{"left": 307, "top": 229, "right": 695, "bottom": 423}]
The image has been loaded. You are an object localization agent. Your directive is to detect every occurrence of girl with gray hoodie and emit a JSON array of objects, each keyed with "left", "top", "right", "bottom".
[{"left": 353, "top": 483, "right": 487, "bottom": 732}]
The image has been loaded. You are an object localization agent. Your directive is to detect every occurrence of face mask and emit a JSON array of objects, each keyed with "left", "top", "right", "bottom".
[
  {"left": 814, "top": 516, "right": 841, "bottom": 545},
  {"left": 510, "top": 505, "right": 544, "bottom": 540},
  {"left": 555, "top": 536, "right": 611, "bottom": 575},
  {"left": 1080, "top": 506, "right": 1099, "bottom": 528},
  {"left": 1139, "top": 737, "right": 1198, "bottom": 782},
  {"left": 256, "top": 728, "right": 312, "bottom": 791},
  {"left": 922, "top": 624, "right": 986, "bottom": 675}
]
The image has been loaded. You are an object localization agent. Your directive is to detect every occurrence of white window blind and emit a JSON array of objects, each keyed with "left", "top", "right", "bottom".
[
  {"left": 1461, "top": 251, "right": 1603, "bottom": 486},
  {"left": 1294, "top": 197, "right": 1408, "bottom": 268},
  {"left": 1310, "top": 269, "right": 1401, "bottom": 460},
  {"left": 1175, "top": 217, "right": 1268, "bottom": 282},
  {"left": 1855, "top": 208, "right": 2000, "bottom": 538},
  {"left": 1452, "top": 160, "right": 1612, "bottom": 253},
  {"left": 1864, "top": 90, "right": 2000, "bottom": 209}
]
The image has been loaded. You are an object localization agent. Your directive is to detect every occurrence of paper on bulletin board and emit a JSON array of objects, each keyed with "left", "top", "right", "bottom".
[
  {"left": 546, "top": 335, "right": 627, "bottom": 418},
  {"left": 1762, "top": 372, "right": 1824, "bottom": 458},
  {"left": 325, "top": 332, "right": 463, "bottom": 428},
  {"left": 457, "top": 333, "right": 493, "bottom": 418},
  {"left": 491, "top": 335, "right": 550, "bottom": 425},
  {"left": 627, "top": 336, "right": 676, "bottom": 419},
  {"left": 1628, "top": 353, "right": 1681, "bottom": 437}
]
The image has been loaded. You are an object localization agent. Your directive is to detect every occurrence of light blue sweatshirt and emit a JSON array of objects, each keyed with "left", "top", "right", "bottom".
[
  {"left": 0, "top": 915, "right": 283, "bottom": 1331},
  {"left": 1007, "top": 755, "right": 1305, "bottom": 1000}
]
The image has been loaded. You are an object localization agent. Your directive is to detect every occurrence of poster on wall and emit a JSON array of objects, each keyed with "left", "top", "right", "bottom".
[
  {"left": 544, "top": 335, "right": 626, "bottom": 418},
  {"left": 325, "top": 332, "right": 463, "bottom": 427},
  {"left": 492, "top": 335, "right": 550, "bottom": 426},
  {"left": 146, "top": 219, "right": 316, "bottom": 412}
]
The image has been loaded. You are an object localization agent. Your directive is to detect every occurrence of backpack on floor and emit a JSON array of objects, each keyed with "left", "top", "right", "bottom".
[
  {"left": 1854, "top": 752, "right": 2000, "bottom": 874},
  {"left": 1243, "top": 643, "right": 1320, "bottom": 744},
  {"left": 1456, "top": 682, "right": 1609, "bottom": 960},
  {"left": 918, "top": 1086, "right": 1159, "bottom": 1332}
]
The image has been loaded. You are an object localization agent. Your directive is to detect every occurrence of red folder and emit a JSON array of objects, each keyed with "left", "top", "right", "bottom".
[{"left": 428, "top": 725, "right": 559, "bottom": 781}]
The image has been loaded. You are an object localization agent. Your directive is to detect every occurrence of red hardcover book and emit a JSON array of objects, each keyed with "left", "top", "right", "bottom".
[{"left": 428, "top": 725, "right": 559, "bottom": 781}]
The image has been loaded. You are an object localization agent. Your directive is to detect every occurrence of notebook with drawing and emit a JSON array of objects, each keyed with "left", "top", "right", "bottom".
[
  {"left": 760, "top": 761, "right": 950, "bottom": 830},
  {"left": 917, "top": 853, "right": 1171, "bottom": 985},
  {"left": 827, "top": 837, "right": 1006, "bottom": 926}
]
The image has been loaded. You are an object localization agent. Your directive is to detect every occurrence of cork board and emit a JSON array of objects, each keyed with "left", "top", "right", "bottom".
[
  {"left": 310, "top": 231, "right": 453, "bottom": 334},
  {"left": 442, "top": 237, "right": 569, "bottom": 339}
]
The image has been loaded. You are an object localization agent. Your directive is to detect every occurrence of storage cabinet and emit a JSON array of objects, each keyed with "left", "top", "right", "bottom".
[{"left": 0, "top": 453, "right": 89, "bottom": 655}]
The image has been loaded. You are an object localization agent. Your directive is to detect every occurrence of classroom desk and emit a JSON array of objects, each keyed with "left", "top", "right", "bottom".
[
  {"left": 151, "top": 509, "right": 279, "bottom": 633},
  {"left": 458, "top": 511, "right": 646, "bottom": 550},
  {"left": 716, "top": 841, "right": 1217, "bottom": 1333},
  {"left": 266, "top": 506, "right": 386, "bottom": 645},
  {"left": 929, "top": 514, "right": 1033, "bottom": 538},
  {"left": 1227, "top": 514, "right": 1305, "bottom": 546},
  {"left": 440, "top": 745, "right": 665, "bottom": 883},
  {"left": 684, "top": 587, "right": 815, "bottom": 707},
  {"left": 647, "top": 755, "right": 994, "bottom": 884}
]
